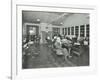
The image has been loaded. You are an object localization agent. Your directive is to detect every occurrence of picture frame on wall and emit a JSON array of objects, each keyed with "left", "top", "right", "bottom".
[{"left": 11, "top": 0, "right": 97, "bottom": 80}]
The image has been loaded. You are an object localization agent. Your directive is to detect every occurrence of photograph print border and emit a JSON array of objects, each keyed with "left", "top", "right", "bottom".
[{"left": 11, "top": 3, "right": 97, "bottom": 80}]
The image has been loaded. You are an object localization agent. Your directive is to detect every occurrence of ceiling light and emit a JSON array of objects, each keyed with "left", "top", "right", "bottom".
[
  {"left": 37, "top": 19, "right": 40, "bottom": 21},
  {"left": 60, "top": 22, "right": 63, "bottom": 24}
]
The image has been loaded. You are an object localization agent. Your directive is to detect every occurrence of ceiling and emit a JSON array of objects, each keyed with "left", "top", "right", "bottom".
[
  {"left": 22, "top": 11, "right": 89, "bottom": 26},
  {"left": 22, "top": 11, "right": 72, "bottom": 26}
]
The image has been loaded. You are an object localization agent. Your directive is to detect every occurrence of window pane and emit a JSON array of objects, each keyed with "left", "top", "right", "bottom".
[
  {"left": 71, "top": 27, "right": 74, "bottom": 35},
  {"left": 80, "top": 25, "right": 85, "bottom": 37},
  {"left": 68, "top": 27, "right": 70, "bottom": 35},
  {"left": 86, "top": 24, "right": 89, "bottom": 37},
  {"left": 52, "top": 28, "right": 60, "bottom": 34},
  {"left": 75, "top": 26, "right": 79, "bottom": 37},
  {"left": 64, "top": 28, "right": 66, "bottom": 35},
  {"left": 65, "top": 28, "right": 67, "bottom": 35},
  {"left": 62, "top": 28, "right": 64, "bottom": 35}
]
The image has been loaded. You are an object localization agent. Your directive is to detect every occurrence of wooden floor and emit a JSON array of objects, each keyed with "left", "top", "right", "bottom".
[{"left": 22, "top": 44, "right": 89, "bottom": 69}]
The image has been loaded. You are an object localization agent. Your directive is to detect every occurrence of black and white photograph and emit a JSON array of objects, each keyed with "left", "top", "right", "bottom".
[
  {"left": 0, "top": 0, "right": 99, "bottom": 80},
  {"left": 10, "top": 2, "right": 97, "bottom": 79},
  {"left": 22, "top": 11, "right": 90, "bottom": 69}
]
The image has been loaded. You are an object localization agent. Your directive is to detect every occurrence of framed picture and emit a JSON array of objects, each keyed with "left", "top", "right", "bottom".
[{"left": 11, "top": 1, "right": 97, "bottom": 80}]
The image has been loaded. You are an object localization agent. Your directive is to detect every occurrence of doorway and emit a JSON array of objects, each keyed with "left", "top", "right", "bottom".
[{"left": 26, "top": 25, "right": 39, "bottom": 42}]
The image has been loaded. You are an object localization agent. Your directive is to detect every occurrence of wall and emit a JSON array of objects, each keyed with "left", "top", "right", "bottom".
[
  {"left": 40, "top": 23, "right": 61, "bottom": 32},
  {"left": 22, "top": 22, "right": 62, "bottom": 43}
]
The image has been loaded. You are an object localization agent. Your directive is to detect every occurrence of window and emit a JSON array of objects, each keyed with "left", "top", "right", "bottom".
[
  {"left": 71, "top": 27, "right": 74, "bottom": 35},
  {"left": 68, "top": 27, "right": 70, "bottom": 35},
  {"left": 52, "top": 27, "right": 60, "bottom": 34},
  {"left": 86, "top": 24, "right": 89, "bottom": 37},
  {"left": 75, "top": 26, "right": 79, "bottom": 37},
  {"left": 52, "top": 28, "right": 56, "bottom": 34},
  {"left": 80, "top": 25, "right": 85, "bottom": 37},
  {"left": 57, "top": 28, "right": 60, "bottom": 33},
  {"left": 65, "top": 28, "right": 67, "bottom": 35},
  {"left": 62, "top": 28, "right": 64, "bottom": 35}
]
